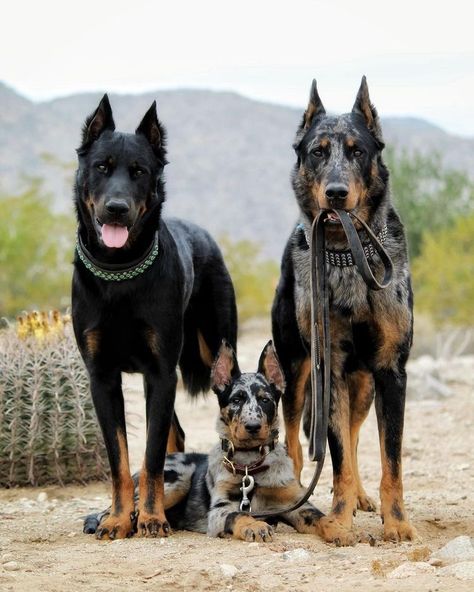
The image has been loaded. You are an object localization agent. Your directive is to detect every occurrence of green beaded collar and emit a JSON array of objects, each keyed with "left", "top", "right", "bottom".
[{"left": 76, "top": 231, "right": 159, "bottom": 282}]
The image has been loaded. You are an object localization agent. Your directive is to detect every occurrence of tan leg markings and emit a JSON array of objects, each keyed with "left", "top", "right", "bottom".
[
  {"left": 97, "top": 430, "right": 135, "bottom": 540},
  {"left": 197, "top": 330, "right": 214, "bottom": 368},
  {"left": 232, "top": 515, "right": 273, "bottom": 543},
  {"left": 137, "top": 469, "right": 170, "bottom": 537},
  {"left": 348, "top": 370, "right": 377, "bottom": 512},
  {"left": 283, "top": 357, "right": 310, "bottom": 482},
  {"left": 379, "top": 431, "right": 417, "bottom": 542},
  {"left": 327, "top": 380, "right": 358, "bottom": 532}
]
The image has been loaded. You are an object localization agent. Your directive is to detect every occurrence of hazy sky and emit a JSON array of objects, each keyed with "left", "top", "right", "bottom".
[{"left": 1, "top": 0, "right": 473, "bottom": 136}]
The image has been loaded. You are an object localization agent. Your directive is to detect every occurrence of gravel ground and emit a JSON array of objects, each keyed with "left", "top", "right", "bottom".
[{"left": 0, "top": 330, "right": 473, "bottom": 591}]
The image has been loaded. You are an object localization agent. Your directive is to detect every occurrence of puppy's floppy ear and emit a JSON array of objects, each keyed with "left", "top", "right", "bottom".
[
  {"left": 257, "top": 340, "right": 286, "bottom": 394},
  {"left": 352, "top": 76, "right": 384, "bottom": 147},
  {"left": 136, "top": 101, "right": 167, "bottom": 162},
  {"left": 211, "top": 340, "right": 241, "bottom": 394},
  {"left": 79, "top": 94, "right": 115, "bottom": 152}
]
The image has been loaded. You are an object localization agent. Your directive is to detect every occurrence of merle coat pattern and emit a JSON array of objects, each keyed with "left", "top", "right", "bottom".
[
  {"left": 272, "top": 77, "right": 416, "bottom": 543},
  {"left": 72, "top": 95, "right": 237, "bottom": 540},
  {"left": 85, "top": 342, "right": 355, "bottom": 545}
]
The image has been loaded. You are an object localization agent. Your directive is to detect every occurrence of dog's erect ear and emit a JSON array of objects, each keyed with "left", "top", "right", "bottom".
[
  {"left": 257, "top": 340, "right": 286, "bottom": 394},
  {"left": 211, "top": 340, "right": 241, "bottom": 394},
  {"left": 302, "top": 79, "right": 326, "bottom": 130},
  {"left": 80, "top": 94, "right": 115, "bottom": 150},
  {"left": 352, "top": 76, "right": 384, "bottom": 146},
  {"left": 136, "top": 101, "right": 166, "bottom": 155}
]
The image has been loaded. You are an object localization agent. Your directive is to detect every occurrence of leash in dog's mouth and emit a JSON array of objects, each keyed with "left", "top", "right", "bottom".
[{"left": 252, "top": 209, "right": 394, "bottom": 520}]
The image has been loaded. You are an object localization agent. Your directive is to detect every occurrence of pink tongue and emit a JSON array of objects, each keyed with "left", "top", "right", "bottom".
[{"left": 101, "top": 224, "right": 129, "bottom": 248}]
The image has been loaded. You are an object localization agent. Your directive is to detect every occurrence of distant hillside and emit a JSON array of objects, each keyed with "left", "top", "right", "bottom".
[{"left": 1, "top": 82, "right": 473, "bottom": 258}]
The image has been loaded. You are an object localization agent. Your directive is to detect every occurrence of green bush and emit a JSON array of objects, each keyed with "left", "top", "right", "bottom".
[
  {"left": 413, "top": 215, "right": 474, "bottom": 326},
  {"left": 219, "top": 237, "right": 279, "bottom": 322},
  {"left": 0, "top": 181, "right": 73, "bottom": 318}
]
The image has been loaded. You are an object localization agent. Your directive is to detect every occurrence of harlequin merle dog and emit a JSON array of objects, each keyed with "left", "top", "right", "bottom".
[
  {"left": 84, "top": 342, "right": 355, "bottom": 544},
  {"left": 272, "top": 77, "right": 416, "bottom": 543},
  {"left": 72, "top": 95, "right": 237, "bottom": 539}
]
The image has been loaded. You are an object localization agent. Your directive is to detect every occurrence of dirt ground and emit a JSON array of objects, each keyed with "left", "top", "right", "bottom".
[{"left": 0, "top": 328, "right": 473, "bottom": 592}]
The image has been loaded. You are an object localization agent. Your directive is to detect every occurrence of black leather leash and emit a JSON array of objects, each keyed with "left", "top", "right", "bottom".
[{"left": 253, "top": 208, "right": 393, "bottom": 519}]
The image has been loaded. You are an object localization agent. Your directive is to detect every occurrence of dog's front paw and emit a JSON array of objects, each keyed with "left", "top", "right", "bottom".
[
  {"left": 137, "top": 512, "right": 171, "bottom": 538},
  {"left": 383, "top": 518, "right": 418, "bottom": 542},
  {"left": 95, "top": 512, "right": 135, "bottom": 540},
  {"left": 239, "top": 520, "right": 274, "bottom": 543},
  {"left": 317, "top": 515, "right": 357, "bottom": 546}
]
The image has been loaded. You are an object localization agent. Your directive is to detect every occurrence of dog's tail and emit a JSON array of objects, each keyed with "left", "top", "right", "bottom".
[
  {"left": 179, "top": 262, "right": 237, "bottom": 396},
  {"left": 179, "top": 312, "right": 213, "bottom": 396}
]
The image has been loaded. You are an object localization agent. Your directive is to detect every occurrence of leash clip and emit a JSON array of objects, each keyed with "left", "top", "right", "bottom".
[{"left": 239, "top": 467, "right": 255, "bottom": 512}]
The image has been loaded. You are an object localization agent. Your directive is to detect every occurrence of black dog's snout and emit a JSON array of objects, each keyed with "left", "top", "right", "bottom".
[
  {"left": 105, "top": 198, "right": 130, "bottom": 215},
  {"left": 325, "top": 183, "right": 349, "bottom": 202},
  {"left": 245, "top": 422, "right": 262, "bottom": 435}
]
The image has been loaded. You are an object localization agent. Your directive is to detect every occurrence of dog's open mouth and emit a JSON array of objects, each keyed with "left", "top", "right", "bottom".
[
  {"left": 96, "top": 219, "right": 129, "bottom": 249},
  {"left": 324, "top": 211, "right": 342, "bottom": 225}
]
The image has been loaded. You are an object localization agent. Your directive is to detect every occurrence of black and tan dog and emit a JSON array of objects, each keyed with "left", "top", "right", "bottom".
[
  {"left": 272, "top": 77, "right": 416, "bottom": 543},
  {"left": 72, "top": 96, "right": 237, "bottom": 539},
  {"left": 84, "top": 342, "right": 355, "bottom": 544}
]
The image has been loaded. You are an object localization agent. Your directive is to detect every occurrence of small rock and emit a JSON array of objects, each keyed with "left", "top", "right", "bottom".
[
  {"left": 282, "top": 548, "right": 311, "bottom": 562},
  {"left": 67, "top": 532, "right": 76, "bottom": 538},
  {"left": 1, "top": 553, "right": 14, "bottom": 563},
  {"left": 388, "top": 562, "right": 435, "bottom": 579},
  {"left": 440, "top": 561, "right": 474, "bottom": 581},
  {"left": 430, "top": 536, "right": 474, "bottom": 565},
  {"left": 219, "top": 564, "right": 238, "bottom": 578},
  {"left": 247, "top": 542, "right": 259, "bottom": 548},
  {"left": 3, "top": 561, "right": 20, "bottom": 571},
  {"left": 37, "top": 492, "right": 48, "bottom": 503}
]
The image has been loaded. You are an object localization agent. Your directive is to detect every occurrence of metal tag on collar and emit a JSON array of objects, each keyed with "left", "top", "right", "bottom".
[{"left": 239, "top": 466, "right": 255, "bottom": 512}]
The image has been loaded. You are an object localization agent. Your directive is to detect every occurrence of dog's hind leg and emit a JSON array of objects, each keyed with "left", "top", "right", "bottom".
[
  {"left": 167, "top": 412, "right": 185, "bottom": 453},
  {"left": 348, "top": 369, "right": 377, "bottom": 512},
  {"left": 283, "top": 503, "right": 357, "bottom": 546}
]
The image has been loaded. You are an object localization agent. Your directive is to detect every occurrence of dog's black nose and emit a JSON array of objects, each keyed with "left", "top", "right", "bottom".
[
  {"left": 245, "top": 422, "right": 261, "bottom": 435},
  {"left": 325, "top": 183, "right": 349, "bottom": 203},
  {"left": 105, "top": 199, "right": 130, "bottom": 215}
]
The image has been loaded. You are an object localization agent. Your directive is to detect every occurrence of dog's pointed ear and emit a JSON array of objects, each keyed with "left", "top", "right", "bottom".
[
  {"left": 136, "top": 101, "right": 166, "bottom": 158},
  {"left": 352, "top": 76, "right": 384, "bottom": 146},
  {"left": 211, "top": 340, "right": 241, "bottom": 394},
  {"left": 257, "top": 340, "right": 286, "bottom": 394},
  {"left": 302, "top": 79, "right": 326, "bottom": 130},
  {"left": 80, "top": 94, "right": 115, "bottom": 150}
]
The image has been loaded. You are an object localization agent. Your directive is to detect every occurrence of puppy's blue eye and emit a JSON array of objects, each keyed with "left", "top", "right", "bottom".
[
  {"left": 97, "top": 164, "right": 108, "bottom": 173},
  {"left": 312, "top": 149, "right": 323, "bottom": 158},
  {"left": 260, "top": 397, "right": 270, "bottom": 404},
  {"left": 353, "top": 149, "right": 363, "bottom": 157},
  {"left": 135, "top": 168, "right": 144, "bottom": 176},
  {"left": 231, "top": 396, "right": 242, "bottom": 404}
]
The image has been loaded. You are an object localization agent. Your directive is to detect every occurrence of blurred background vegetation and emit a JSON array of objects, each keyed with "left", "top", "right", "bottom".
[{"left": 0, "top": 151, "right": 473, "bottom": 337}]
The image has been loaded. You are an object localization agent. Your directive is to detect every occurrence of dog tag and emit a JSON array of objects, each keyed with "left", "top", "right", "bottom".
[{"left": 239, "top": 473, "right": 255, "bottom": 512}]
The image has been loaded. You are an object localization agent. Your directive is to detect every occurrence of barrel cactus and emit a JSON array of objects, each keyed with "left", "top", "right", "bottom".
[{"left": 0, "top": 312, "right": 108, "bottom": 486}]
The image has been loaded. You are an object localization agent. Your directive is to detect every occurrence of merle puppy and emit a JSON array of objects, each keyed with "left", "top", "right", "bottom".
[
  {"left": 85, "top": 342, "right": 354, "bottom": 545},
  {"left": 272, "top": 77, "right": 416, "bottom": 543},
  {"left": 72, "top": 95, "right": 237, "bottom": 539}
]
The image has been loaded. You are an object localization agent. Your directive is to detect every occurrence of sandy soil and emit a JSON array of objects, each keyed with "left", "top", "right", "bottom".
[{"left": 0, "top": 330, "right": 473, "bottom": 591}]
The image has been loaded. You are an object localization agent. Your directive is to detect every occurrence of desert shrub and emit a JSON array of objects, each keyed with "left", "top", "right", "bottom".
[{"left": 0, "top": 313, "right": 107, "bottom": 487}]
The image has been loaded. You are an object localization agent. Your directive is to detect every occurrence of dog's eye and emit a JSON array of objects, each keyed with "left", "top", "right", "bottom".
[
  {"left": 230, "top": 395, "right": 242, "bottom": 405},
  {"left": 134, "top": 168, "right": 144, "bottom": 177},
  {"left": 97, "top": 164, "right": 108, "bottom": 173},
  {"left": 312, "top": 149, "right": 324, "bottom": 158},
  {"left": 353, "top": 149, "right": 363, "bottom": 157},
  {"left": 260, "top": 397, "right": 270, "bottom": 404}
]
